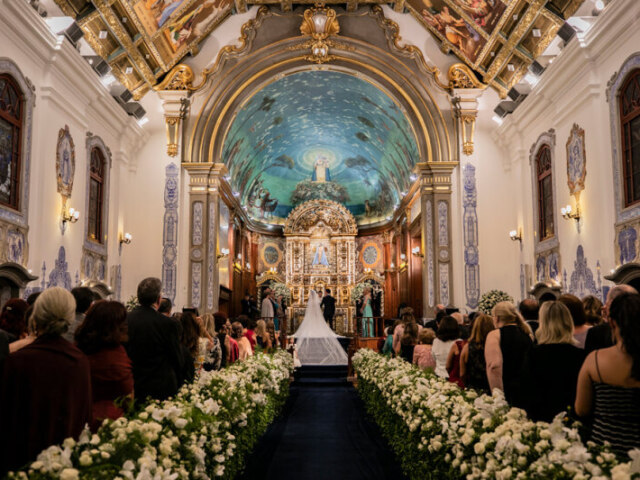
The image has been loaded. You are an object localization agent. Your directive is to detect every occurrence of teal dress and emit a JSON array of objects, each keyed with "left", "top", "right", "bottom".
[{"left": 362, "top": 296, "right": 374, "bottom": 337}]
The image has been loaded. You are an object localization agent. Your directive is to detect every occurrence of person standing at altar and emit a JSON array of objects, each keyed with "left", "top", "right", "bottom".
[
  {"left": 321, "top": 288, "right": 336, "bottom": 330},
  {"left": 361, "top": 287, "right": 374, "bottom": 337},
  {"left": 261, "top": 287, "right": 274, "bottom": 321}
]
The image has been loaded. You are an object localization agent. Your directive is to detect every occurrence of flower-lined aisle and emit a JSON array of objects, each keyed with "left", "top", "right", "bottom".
[
  {"left": 353, "top": 349, "right": 640, "bottom": 480},
  {"left": 9, "top": 352, "right": 294, "bottom": 480}
]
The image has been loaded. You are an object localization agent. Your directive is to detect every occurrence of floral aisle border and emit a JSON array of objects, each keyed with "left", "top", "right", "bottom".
[
  {"left": 353, "top": 349, "right": 639, "bottom": 480},
  {"left": 9, "top": 352, "right": 294, "bottom": 480}
]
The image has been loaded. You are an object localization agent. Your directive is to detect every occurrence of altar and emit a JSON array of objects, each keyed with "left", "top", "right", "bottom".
[{"left": 283, "top": 199, "right": 358, "bottom": 335}]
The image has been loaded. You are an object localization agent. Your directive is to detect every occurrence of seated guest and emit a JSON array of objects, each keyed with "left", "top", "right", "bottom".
[
  {"left": 382, "top": 322, "right": 397, "bottom": 355},
  {"left": 460, "top": 314, "right": 494, "bottom": 393},
  {"left": 180, "top": 311, "right": 200, "bottom": 382},
  {"left": 65, "top": 287, "right": 93, "bottom": 342},
  {"left": 400, "top": 322, "right": 419, "bottom": 363},
  {"left": 575, "top": 293, "right": 640, "bottom": 455},
  {"left": 559, "top": 294, "right": 591, "bottom": 349},
  {"left": 238, "top": 315, "right": 256, "bottom": 352},
  {"left": 485, "top": 302, "right": 533, "bottom": 406},
  {"left": 8, "top": 304, "right": 36, "bottom": 354},
  {"left": 446, "top": 329, "right": 467, "bottom": 388},
  {"left": 523, "top": 301, "right": 585, "bottom": 422},
  {"left": 413, "top": 328, "right": 436, "bottom": 371},
  {"left": 255, "top": 319, "right": 272, "bottom": 350},
  {"left": 0, "top": 298, "right": 29, "bottom": 343},
  {"left": 75, "top": 300, "right": 133, "bottom": 431},
  {"left": 126, "top": 277, "right": 183, "bottom": 402},
  {"left": 519, "top": 298, "right": 540, "bottom": 334},
  {"left": 585, "top": 285, "right": 637, "bottom": 354},
  {"left": 582, "top": 295, "right": 603, "bottom": 326},
  {"left": 232, "top": 321, "right": 253, "bottom": 361},
  {"left": 393, "top": 312, "right": 415, "bottom": 355},
  {"left": 432, "top": 316, "right": 460, "bottom": 378},
  {"left": 158, "top": 297, "right": 172, "bottom": 317},
  {"left": 200, "top": 313, "right": 222, "bottom": 371},
  {"left": 214, "top": 312, "right": 232, "bottom": 368},
  {"left": 226, "top": 319, "right": 240, "bottom": 363},
  {"left": 0, "top": 287, "right": 91, "bottom": 474},
  {"left": 266, "top": 320, "right": 279, "bottom": 349}
]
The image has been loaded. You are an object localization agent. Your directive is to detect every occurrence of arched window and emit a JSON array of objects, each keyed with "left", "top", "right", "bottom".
[
  {"left": 621, "top": 69, "right": 640, "bottom": 207},
  {"left": 0, "top": 74, "right": 24, "bottom": 209},
  {"left": 88, "top": 147, "right": 105, "bottom": 242},
  {"left": 536, "top": 144, "right": 554, "bottom": 240}
]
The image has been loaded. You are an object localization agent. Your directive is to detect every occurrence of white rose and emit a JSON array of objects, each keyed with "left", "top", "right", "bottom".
[
  {"left": 59, "top": 468, "right": 79, "bottom": 480},
  {"left": 474, "top": 442, "right": 485, "bottom": 454},
  {"left": 78, "top": 453, "right": 92, "bottom": 466}
]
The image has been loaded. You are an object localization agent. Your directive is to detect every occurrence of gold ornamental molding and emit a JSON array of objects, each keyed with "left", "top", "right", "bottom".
[
  {"left": 298, "top": 4, "right": 341, "bottom": 64},
  {"left": 447, "top": 64, "right": 486, "bottom": 91},
  {"left": 156, "top": 64, "right": 195, "bottom": 91}
]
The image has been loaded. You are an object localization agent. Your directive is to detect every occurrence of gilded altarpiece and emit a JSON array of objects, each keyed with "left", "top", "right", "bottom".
[{"left": 284, "top": 200, "right": 357, "bottom": 334}]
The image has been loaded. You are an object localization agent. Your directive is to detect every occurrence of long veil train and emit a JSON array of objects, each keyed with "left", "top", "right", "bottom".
[{"left": 292, "top": 290, "right": 348, "bottom": 365}]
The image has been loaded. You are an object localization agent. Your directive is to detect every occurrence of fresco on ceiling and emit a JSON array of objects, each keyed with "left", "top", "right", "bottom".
[
  {"left": 222, "top": 71, "right": 419, "bottom": 227},
  {"left": 408, "top": 0, "right": 489, "bottom": 63}
]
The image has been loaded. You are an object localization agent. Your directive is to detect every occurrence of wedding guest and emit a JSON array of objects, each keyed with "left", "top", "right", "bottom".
[
  {"left": 519, "top": 298, "right": 540, "bottom": 334},
  {"left": 523, "top": 301, "right": 585, "bottom": 422},
  {"left": 575, "top": 293, "right": 640, "bottom": 454},
  {"left": 241, "top": 291, "right": 252, "bottom": 316},
  {"left": 276, "top": 294, "right": 287, "bottom": 332},
  {"left": 239, "top": 315, "right": 256, "bottom": 351},
  {"left": 485, "top": 302, "right": 533, "bottom": 406},
  {"left": 400, "top": 322, "right": 419, "bottom": 363},
  {"left": 446, "top": 330, "right": 467, "bottom": 388},
  {"left": 65, "top": 287, "right": 93, "bottom": 342},
  {"left": 226, "top": 319, "right": 240, "bottom": 364},
  {"left": 232, "top": 321, "right": 253, "bottom": 361},
  {"left": 393, "top": 313, "right": 414, "bottom": 354},
  {"left": 382, "top": 322, "right": 398, "bottom": 355},
  {"left": 255, "top": 319, "right": 272, "bottom": 350},
  {"left": 214, "top": 312, "right": 232, "bottom": 368},
  {"left": 126, "top": 277, "right": 183, "bottom": 402},
  {"left": 0, "top": 298, "right": 29, "bottom": 343},
  {"left": 361, "top": 287, "right": 374, "bottom": 337},
  {"left": 432, "top": 316, "right": 460, "bottom": 378},
  {"left": 200, "top": 313, "right": 222, "bottom": 371},
  {"left": 413, "top": 327, "right": 436, "bottom": 371},
  {"left": 460, "top": 314, "right": 494, "bottom": 393},
  {"left": 582, "top": 295, "right": 603, "bottom": 326},
  {"left": 25, "top": 291, "right": 41, "bottom": 306},
  {"left": 158, "top": 297, "right": 172, "bottom": 317},
  {"left": 585, "top": 285, "right": 637, "bottom": 354},
  {"left": 75, "top": 300, "right": 133, "bottom": 430},
  {"left": 8, "top": 304, "right": 36, "bottom": 354},
  {"left": 559, "top": 294, "right": 591, "bottom": 349},
  {"left": 266, "top": 320, "right": 279, "bottom": 349},
  {"left": 261, "top": 287, "right": 274, "bottom": 321},
  {"left": 179, "top": 311, "right": 200, "bottom": 383},
  {"left": 0, "top": 287, "right": 91, "bottom": 474}
]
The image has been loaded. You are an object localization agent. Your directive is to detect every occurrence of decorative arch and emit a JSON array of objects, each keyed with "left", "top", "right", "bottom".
[
  {"left": 284, "top": 199, "right": 357, "bottom": 236},
  {"left": 0, "top": 59, "right": 35, "bottom": 266},
  {"left": 82, "top": 133, "right": 112, "bottom": 282}
]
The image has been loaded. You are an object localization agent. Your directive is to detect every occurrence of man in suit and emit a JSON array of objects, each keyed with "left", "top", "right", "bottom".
[
  {"left": 519, "top": 298, "right": 540, "bottom": 334},
  {"left": 126, "top": 277, "right": 184, "bottom": 402},
  {"left": 320, "top": 288, "right": 336, "bottom": 330},
  {"left": 585, "top": 284, "right": 637, "bottom": 354}
]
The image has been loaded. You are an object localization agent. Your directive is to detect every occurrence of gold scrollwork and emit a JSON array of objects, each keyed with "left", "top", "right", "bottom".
[
  {"left": 299, "top": 5, "right": 340, "bottom": 64},
  {"left": 447, "top": 63, "right": 486, "bottom": 90},
  {"left": 156, "top": 64, "right": 195, "bottom": 91}
]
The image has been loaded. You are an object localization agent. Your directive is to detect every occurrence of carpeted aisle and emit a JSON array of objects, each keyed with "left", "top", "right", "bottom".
[{"left": 237, "top": 368, "right": 407, "bottom": 480}]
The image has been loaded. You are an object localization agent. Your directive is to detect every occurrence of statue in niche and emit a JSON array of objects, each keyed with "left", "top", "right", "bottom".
[
  {"left": 312, "top": 244, "right": 329, "bottom": 267},
  {"left": 312, "top": 154, "right": 331, "bottom": 183}
]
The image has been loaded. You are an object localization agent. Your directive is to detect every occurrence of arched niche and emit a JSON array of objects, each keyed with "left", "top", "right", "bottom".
[
  {"left": 0, "top": 262, "right": 38, "bottom": 306},
  {"left": 605, "top": 263, "right": 640, "bottom": 292}
]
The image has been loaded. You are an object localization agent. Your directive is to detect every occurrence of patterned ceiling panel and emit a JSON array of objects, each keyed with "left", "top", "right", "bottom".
[{"left": 222, "top": 70, "right": 419, "bottom": 227}]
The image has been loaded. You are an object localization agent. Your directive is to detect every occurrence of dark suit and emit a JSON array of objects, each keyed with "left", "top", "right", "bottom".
[
  {"left": 126, "top": 305, "right": 184, "bottom": 402},
  {"left": 320, "top": 295, "right": 336, "bottom": 330},
  {"left": 584, "top": 323, "right": 613, "bottom": 355}
]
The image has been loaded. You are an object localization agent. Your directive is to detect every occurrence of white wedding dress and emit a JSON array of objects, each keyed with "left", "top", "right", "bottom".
[{"left": 292, "top": 290, "right": 348, "bottom": 365}]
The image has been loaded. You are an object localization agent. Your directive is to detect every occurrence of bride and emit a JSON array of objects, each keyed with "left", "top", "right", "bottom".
[{"left": 293, "top": 290, "right": 348, "bottom": 365}]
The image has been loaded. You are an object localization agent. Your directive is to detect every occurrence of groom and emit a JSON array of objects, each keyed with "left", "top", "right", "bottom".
[{"left": 320, "top": 288, "right": 336, "bottom": 330}]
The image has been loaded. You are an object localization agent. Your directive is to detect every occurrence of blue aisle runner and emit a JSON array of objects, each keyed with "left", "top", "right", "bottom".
[{"left": 238, "top": 369, "right": 407, "bottom": 480}]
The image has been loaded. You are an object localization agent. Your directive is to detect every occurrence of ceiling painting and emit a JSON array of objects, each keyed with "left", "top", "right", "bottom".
[{"left": 222, "top": 70, "right": 419, "bottom": 228}]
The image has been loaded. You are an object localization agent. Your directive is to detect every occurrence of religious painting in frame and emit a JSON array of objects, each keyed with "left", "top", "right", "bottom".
[
  {"left": 261, "top": 242, "right": 280, "bottom": 268},
  {"left": 361, "top": 241, "right": 381, "bottom": 269},
  {"left": 406, "top": 0, "right": 487, "bottom": 64},
  {"left": 56, "top": 125, "right": 75, "bottom": 198},
  {"left": 449, "top": 0, "right": 507, "bottom": 36},
  {"left": 310, "top": 240, "right": 331, "bottom": 269},
  {"left": 163, "top": 0, "right": 234, "bottom": 53},
  {"left": 133, "top": 0, "right": 188, "bottom": 35},
  {"left": 566, "top": 123, "right": 586, "bottom": 199}
]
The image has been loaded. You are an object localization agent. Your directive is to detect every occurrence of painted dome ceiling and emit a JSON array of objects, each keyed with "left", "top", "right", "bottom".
[{"left": 222, "top": 70, "right": 419, "bottom": 227}]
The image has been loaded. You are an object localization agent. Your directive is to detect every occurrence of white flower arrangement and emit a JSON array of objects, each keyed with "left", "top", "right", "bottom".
[
  {"left": 478, "top": 289, "right": 514, "bottom": 314},
  {"left": 271, "top": 282, "right": 291, "bottom": 301},
  {"left": 353, "top": 349, "right": 640, "bottom": 480},
  {"left": 10, "top": 352, "right": 294, "bottom": 480},
  {"left": 351, "top": 282, "right": 382, "bottom": 303}
]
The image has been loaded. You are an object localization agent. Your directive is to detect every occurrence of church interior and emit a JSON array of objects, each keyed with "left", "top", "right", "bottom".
[{"left": 1, "top": 0, "right": 640, "bottom": 478}]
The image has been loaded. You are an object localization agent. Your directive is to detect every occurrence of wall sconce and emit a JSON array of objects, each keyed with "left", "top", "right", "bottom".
[
  {"left": 385, "top": 261, "right": 397, "bottom": 273},
  {"left": 364, "top": 267, "right": 372, "bottom": 274},
  {"left": 61, "top": 205, "right": 80, "bottom": 234},
  {"left": 246, "top": 262, "right": 251, "bottom": 271},
  {"left": 509, "top": 229, "right": 522, "bottom": 243},
  {"left": 561, "top": 203, "right": 581, "bottom": 222},
  {"left": 400, "top": 253, "right": 407, "bottom": 261},
  {"left": 119, "top": 232, "right": 132, "bottom": 245},
  {"left": 268, "top": 267, "right": 277, "bottom": 274},
  {"left": 411, "top": 246, "right": 424, "bottom": 258},
  {"left": 217, "top": 247, "right": 229, "bottom": 260}
]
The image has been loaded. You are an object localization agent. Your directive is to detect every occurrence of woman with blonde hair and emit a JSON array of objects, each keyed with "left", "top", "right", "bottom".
[
  {"left": 0, "top": 287, "right": 92, "bottom": 473},
  {"left": 255, "top": 319, "right": 272, "bottom": 350},
  {"left": 485, "top": 301, "right": 533, "bottom": 406},
  {"left": 460, "top": 314, "right": 494, "bottom": 393},
  {"left": 522, "top": 301, "right": 585, "bottom": 421},
  {"left": 199, "top": 313, "right": 222, "bottom": 371}
]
